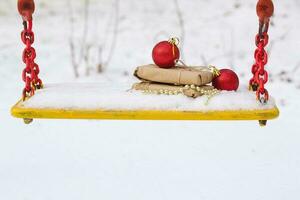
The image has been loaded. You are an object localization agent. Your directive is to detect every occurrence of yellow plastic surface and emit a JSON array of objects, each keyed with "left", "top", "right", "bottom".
[{"left": 11, "top": 100, "right": 279, "bottom": 121}]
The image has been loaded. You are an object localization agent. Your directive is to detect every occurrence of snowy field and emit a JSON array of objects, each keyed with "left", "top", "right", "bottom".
[{"left": 1, "top": 0, "right": 300, "bottom": 199}]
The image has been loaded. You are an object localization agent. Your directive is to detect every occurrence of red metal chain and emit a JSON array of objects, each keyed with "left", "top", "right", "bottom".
[
  {"left": 249, "top": 0, "right": 274, "bottom": 103},
  {"left": 18, "top": 0, "right": 42, "bottom": 100},
  {"left": 249, "top": 32, "right": 269, "bottom": 103},
  {"left": 21, "top": 19, "right": 43, "bottom": 100}
]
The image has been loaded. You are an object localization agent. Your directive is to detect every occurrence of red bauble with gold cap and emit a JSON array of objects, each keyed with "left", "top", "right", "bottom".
[
  {"left": 212, "top": 69, "right": 239, "bottom": 91},
  {"left": 152, "top": 38, "right": 180, "bottom": 68}
]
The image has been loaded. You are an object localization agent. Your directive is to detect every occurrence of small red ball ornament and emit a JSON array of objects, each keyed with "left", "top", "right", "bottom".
[
  {"left": 212, "top": 69, "right": 239, "bottom": 91},
  {"left": 18, "top": 0, "right": 35, "bottom": 21},
  {"left": 256, "top": 0, "right": 274, "bottom": 23},
  {"left": 152, "top": 38, "right": 180, "bottom": 68}
]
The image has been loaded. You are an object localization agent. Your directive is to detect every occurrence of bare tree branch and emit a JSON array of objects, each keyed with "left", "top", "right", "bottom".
[
  {"left": 292, "top": 61, "right": 300, "bottom": 73},
  {"left": 82, "top": 0, "right": 90, "bottom": 70},
  {"left": 67, "top": 0, "right": 79, "bottom": 78},
  {"left": 97, "top": 46, "right": 104, "bottom": 73},
  {"left": 173, "top": 0, "right": 185, "bottom": 59},
  {"left": 103, "top": 0, "right": 120, "bottom": 70},
  {"left": 200, "top": 54, "right": 208, "bottom": 66},
  {"left": 67, "top": 0, "right": 91, "bottom": 77}
]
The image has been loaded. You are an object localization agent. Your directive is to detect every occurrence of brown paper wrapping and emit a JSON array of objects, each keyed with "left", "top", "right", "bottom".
[
  {"left": 134, "top": 64, "right": 213, "bottom": 86},
  {"left": 132, "top": 82, "right": 215, "bottom": 98}
]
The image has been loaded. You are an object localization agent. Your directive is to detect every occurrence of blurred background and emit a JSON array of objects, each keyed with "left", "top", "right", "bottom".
[{"left": 0, "top": 0, "right": 299, "bottom": 199}]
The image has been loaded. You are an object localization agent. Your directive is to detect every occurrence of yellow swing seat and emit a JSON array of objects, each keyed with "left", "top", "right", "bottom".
[{"left": 11, "top": 83, "right": 279, "bottom": 125}]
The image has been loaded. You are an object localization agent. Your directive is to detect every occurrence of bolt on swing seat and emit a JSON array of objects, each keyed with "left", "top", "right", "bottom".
[{"left": 12, "top": 0, "right": 279, "bottom": 126}]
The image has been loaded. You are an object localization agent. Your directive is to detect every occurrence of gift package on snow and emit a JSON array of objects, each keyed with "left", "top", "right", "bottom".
[
  {"left": 134, "top": 64, "right": 213, "bottom": 86},
  {"left": 131, "top": 37, "right": 239, "bottom": 99},
  {"left": 132, "top": 64, "right": 220, "bottom": 98}
]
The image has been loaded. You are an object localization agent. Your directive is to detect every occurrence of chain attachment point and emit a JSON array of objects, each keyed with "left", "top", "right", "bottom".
[{"left": 20, "top": 19, "right": 42, "bottom": 101}]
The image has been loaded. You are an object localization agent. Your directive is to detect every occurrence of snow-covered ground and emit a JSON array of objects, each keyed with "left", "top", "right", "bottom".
[{"left": 1, "top": 0, "right": 300, "bottom": 199}]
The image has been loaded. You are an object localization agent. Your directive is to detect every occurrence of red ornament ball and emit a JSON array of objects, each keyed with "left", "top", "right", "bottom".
[
  {"left": 18, "top": 0, "right": 35, "bottom": 21},
  {"left": 212, "top": 69, "right": 239, "bottom": 91},
  {"left": 152, "top": 40, "right": 180, "bottom": 68},
  {"left": 256, "top": 0, "right": 274, "bottom": 22}
]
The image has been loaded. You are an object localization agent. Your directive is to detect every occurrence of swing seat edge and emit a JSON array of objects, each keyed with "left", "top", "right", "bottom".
[{"left": 11, "top": 99, "right": 280, "bottom": 121}]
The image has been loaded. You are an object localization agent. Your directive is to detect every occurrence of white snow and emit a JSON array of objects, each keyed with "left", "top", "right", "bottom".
[
  {"left": 1, "top": 0, "right": 300, "bottom": 200},
  {"left": 20, "top": 83, "right": 276, "bottom": 111}
]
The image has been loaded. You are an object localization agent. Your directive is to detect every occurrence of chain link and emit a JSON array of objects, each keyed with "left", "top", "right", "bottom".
[{"left": 21, "top": 19, "right": 43, "bottom": 101}]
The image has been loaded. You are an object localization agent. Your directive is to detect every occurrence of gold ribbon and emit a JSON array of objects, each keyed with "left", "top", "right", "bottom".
[
  {"left": 168, "top": 37, "right": 180, "bottom": 58},
  {"left": 208, "top": 65, "right": 221, "bottom": 77}
]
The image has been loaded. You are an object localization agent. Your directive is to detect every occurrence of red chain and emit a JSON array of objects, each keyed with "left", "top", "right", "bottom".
[
  {"left": 250, "top": 0, "right": 274, "bottom": 103},
  {"left": 249, "top": 32, "right": 269, "bottom": 103},
  {"left": 21, "top": 20, "right": 43, "bottom": 100}
]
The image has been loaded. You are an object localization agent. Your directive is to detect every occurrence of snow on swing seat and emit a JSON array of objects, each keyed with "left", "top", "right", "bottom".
[{"left": 11, "top": 82, "right": 279, "bottom": 122}]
